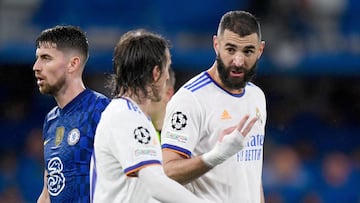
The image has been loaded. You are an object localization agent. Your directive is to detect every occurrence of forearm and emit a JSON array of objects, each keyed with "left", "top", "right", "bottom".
[
  {"left": 260, "top": 181, "right": 265, "bottom": 203},
  {"left": 163, "top": 151, "right": 211, "bottom": 185},
  {"left": 37, "top": 171, "right": 50, "bottom": 203},
  {"left": 139, "top": 165, "right": 211, "bottom": 203},
  {"left": 37, "top": 192, "right": 50, "bottom": 203},
  {"left": 163, "top": 116, "right": 257, "bottom": 184}
]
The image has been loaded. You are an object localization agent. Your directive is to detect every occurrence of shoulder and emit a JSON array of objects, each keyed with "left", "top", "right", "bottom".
[
  {"left": 99, "top": 98, "right": 151, "bottom": 133},
  {"left": 246, "top": 82, "right": 266, "bottom": 106},
  {"left": 174, "top": 72, "right": 213, "bottom": 99},
  {"left": 102, "top": 98, "right": 143, "bottom": 118},
  {"left": 45, "top": 106, "right": 59, "bottom": 121},
  {"left": 83, "top": 89, "right": 110, "bottom": 109},
  {"left": 168, "top": 72, "right": 216, "bottom": 111},
  {"left": 87, "top": 89, "right": 110, "bottom": 102},
  {"left": 247, "top": 82, "right": 265, "bottom": 97},
  {"left": 181, "top": 71, "right": 212, "bottom": 93}
]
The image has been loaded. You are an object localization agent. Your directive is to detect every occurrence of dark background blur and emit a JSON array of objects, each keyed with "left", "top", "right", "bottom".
[{"left": 0, "top": 0, "right": 359, "bottom": 202}]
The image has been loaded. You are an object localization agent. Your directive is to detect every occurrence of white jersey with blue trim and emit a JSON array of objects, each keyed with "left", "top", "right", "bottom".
[
  {"left": 91, "top": 97, "right": 162, "bottom": 203},
  {"left": 161, "top": 71, "right": 267, "bottom": 203}
]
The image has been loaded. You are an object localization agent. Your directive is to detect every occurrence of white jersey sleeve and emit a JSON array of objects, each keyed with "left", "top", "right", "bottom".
[
  {"left": 139, "top": 165, "right": 213, "bottom": 203},
  {"left": 92, "top": 98, "right": 163, "bottom": 202},
  {"left": 161, "top": 85, "right": 204, "bottom": 158},
  {"left": 109, "top": 108, "right": 162, "bottom": 176}
]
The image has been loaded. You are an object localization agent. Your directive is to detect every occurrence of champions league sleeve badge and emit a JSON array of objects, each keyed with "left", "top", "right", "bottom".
[
  {"left": 67, "top": 128, "right": 80, "bottom": 145},
  {"left": 134, "top": 126, "right": 151, "bottom": 144},
  {"left": 171, "top": 111, "right": 187, "bottom": 130}
]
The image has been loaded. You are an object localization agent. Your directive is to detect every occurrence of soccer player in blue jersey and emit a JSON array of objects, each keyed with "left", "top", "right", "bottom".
[{"left": 33, "top": 25, "right": 110, "bottom": 203}]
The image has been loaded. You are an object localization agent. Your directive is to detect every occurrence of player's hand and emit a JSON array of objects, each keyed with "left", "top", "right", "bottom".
[{"left": 202, "top": 115, "right": 258, "bottom": 167}]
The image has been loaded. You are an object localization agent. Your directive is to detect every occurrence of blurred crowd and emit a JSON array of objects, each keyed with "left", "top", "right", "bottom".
[
  {"left": 250, "top": 0, "right": 359, "bottom": 72},
  {"left": 260, "top": 75, "right": 360, "bottom": 203}
]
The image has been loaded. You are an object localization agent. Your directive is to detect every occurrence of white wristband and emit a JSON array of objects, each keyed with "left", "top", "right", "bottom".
[
  {"left": 202, "top": 149, "right": 226, "bottom": 168},
  {"left": 202, "top": 129, "right": 246, "bottom": 168}
]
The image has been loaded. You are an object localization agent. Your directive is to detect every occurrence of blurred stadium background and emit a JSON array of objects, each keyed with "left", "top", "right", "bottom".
[{"left": 0, "top": 0, "right": 359, "bottom": 202}]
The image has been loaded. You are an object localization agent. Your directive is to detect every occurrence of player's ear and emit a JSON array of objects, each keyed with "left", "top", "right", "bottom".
[
  {"left": 152, "top": 65, "right": 161, "bottom": 82},
  {"left": 257, "top": 41, "right": 265, "bottom": 59},
  {"left": 213, "top": 35, "right": 219, "bottom": 56},
  {"left": 68, "top": 56, "right": 81, "bottom": 73}
]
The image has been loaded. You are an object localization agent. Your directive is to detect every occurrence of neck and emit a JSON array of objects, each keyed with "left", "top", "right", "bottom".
[
  {"left": 152, "top": 114, "right": 164, "bottom": 131},
  {"left": 55, "top": 81, "right": 85, "bottom": 109},
  {"left": 123, "top": 93, "right": 152, "bottom": 117}
]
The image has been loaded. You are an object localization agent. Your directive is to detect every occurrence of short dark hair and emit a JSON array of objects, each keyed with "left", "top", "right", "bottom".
[
  {"left": 111, "top": 29, "right": 170, "bottom": 98},
  {"left": 35, "top": 25, "right": 89, "bottom": 63},
  {"left": 217, "top": 10, "right": 262, "bottom": 41}
]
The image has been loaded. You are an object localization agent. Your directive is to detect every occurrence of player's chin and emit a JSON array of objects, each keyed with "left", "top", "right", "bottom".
[
  {"left": 229, "top": 80, "right": 246, "bottom": 89},
  {"left": 39, "top": 86, "right": 51, "bottom": 95}
]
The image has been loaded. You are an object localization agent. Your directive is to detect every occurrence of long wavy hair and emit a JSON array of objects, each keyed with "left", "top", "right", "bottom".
[{"left": 110, "top": 29, "right": 170, "bottom": 100}]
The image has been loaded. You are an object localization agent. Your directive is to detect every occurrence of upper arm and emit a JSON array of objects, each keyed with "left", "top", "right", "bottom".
[
  {"left": 107, "top": 110, "right": 162, "bottom": 177},
  {"left": 161, "top": 90, "right": 202, "bottom": 157},
  {"left": 161, "top": 147, "right": 211, "bottom": 184},
  {"left": 260, "top": 180, "right": 265, "bottom": 203},
  {"left": 138, "top": 165, "right": 206, "bottom": 203},
  {"left": 162, "top": 149, "right": 186, "bottom": 172}
]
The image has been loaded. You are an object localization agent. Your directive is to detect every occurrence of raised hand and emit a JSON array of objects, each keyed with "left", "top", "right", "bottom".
[{"left": 202, "top": 115, "right": 258, "bottom": 167}]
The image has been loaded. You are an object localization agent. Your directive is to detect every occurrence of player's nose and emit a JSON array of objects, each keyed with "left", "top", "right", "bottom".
[{"left": 232, "top": 54, "right": 244, "bottom": 67}]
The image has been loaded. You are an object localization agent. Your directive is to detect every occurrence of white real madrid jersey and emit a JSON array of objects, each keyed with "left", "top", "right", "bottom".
[
  {"left": 91, "top": 97, "right": 162, "bottom": 203},
  {"left": 161, "top": 71, "right": 267, "bottom": 203}
]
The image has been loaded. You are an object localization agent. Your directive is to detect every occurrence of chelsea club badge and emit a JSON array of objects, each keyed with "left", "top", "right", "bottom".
[{"left": 67, "top": 128, "right": 80, "bottom": 145}]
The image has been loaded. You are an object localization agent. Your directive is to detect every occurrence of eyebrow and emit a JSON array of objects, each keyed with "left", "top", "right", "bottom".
[
  {"left": 35, "top": 52, "right": 52, "bottom": 60},
  {"left": 224, "top": 43, "right": 237, "bottom": 48},
  {"left": 225, "top": 43, "right": 256, "bottom": 50},
  {"left": 243, "top": 45, "right": 256, "bottom": 50}
]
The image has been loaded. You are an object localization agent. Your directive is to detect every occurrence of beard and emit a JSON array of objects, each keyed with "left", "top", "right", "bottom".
[
  {"left": 38, "top": 75, "right": 66, "bottom": 96},
  {"left": 216, "top": 55, "right": 257, "bottom": 90}
]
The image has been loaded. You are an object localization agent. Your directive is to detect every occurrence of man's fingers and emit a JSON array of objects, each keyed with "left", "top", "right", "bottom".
[
  {"left": 219, "top": 126, "right": 237, "bottom": 141},
  {"left": 240, "top": 117, "right": 258, "bottom": 136},
  {"left": 236, "top": 115, "right": 250, "bottom": 132},
  {"left": 236, "top": 115, "right": 258, "bottom": 136}
]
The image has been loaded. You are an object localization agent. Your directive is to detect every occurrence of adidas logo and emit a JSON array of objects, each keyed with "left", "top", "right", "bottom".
[{"left": 221, "top": 110, "right": 232, "bottom": 120}]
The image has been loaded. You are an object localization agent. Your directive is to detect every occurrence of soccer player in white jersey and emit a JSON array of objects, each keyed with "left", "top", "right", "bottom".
[
  {"left": 90, "top": 29, "right": 214, "bottom": 203},
  {"left": 161, "top": 10, "right": 266, "bottom": 203}
]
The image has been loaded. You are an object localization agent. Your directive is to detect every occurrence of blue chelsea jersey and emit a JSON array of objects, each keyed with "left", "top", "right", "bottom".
[{"left": 43, "top": 89, "right": 110, "bottom": 203}]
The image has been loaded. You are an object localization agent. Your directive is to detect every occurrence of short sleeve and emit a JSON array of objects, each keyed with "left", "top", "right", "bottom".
[
  {"left": 161, "top": 89, "right": 202, "bottom": 158},
  {"left": 109, "top": 110, "right": 162, "bottom": 176}
]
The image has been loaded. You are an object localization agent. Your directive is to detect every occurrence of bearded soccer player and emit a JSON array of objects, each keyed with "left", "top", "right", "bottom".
[
  {"left": 34, "top": 25, "right": 110, "bottom": 203},
  {"left": 161, "top": 10, "right": 266, "bottom": 203}
]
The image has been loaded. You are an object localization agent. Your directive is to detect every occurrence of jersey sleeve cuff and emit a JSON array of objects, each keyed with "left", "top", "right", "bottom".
[
  {"left": 161, "top": 144, "right": 191, "bottom": 158},
  {"left": 124, "top": 160, "right": 161, "bottom": 177}
]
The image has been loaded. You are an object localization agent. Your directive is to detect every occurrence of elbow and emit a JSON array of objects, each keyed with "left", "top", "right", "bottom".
[
  {"left": 163, "top": 162, "right": 190, "bottom": 185},
  {"left": 163, "top": 162, "right": 176, "bottom": 180}
]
